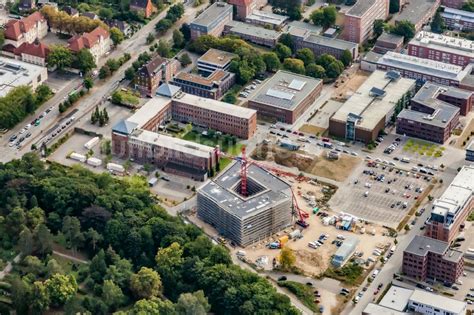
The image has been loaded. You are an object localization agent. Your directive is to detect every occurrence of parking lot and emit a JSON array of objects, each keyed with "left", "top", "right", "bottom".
[{"left": 330, "top": 162, "right": 431, "bottom": 227}]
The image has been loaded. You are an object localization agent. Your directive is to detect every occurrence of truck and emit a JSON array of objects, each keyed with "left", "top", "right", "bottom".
[
  {"left": 390, "top": 245, "right": 397, "bottom": 253},
  {"left": 69, "top": 152, "right": 86, "bottom": 162},
  {"left": 107, "top": 163, "right": 125, "bottom": 174},
  {"left": 86, "top": 157, "right": 102, "bottom": 167},
  {"left": 371, "top": 269, "right": 380, "bottom": 278},
  {"left": 84, "top": 137, "right": 100, "bottom": 150}
]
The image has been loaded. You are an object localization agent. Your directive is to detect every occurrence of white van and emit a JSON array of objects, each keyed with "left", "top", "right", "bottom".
[
  {"left": 308, "top": 242, "right": 318, "bottom": 249},
  {"left": 372, "top": 269, "right": 380, "bottom": 278}
]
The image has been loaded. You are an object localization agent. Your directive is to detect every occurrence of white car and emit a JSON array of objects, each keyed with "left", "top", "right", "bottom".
[
  {"left": 351, "top": 151, "right": 358, "bottom": 156},
  {"left": 8, "top": 141, "right": 16, "bottom": 147},
  {"left": 25, "top": 124, "right": 31, "bottom": 130}
]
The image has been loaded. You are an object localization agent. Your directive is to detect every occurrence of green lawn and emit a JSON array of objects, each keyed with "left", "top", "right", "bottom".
[
  {"left": 277, "top": 281, "right": 318, "bottom": 312},
  {"left": 182, "top": 130, "right": 243, "bottom": 156},
  {"left": 403, "top": 139, "right": 444, "bottom": 157},
  {"left": 324, "top": 263, "right": 364, "bottom": 286}
]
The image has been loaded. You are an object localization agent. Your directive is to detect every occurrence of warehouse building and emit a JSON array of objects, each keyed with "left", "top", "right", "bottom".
[
  {"left": 329, "top": 70, "right": 416, "bottom": 143},
  {"left": 331, "top": 237, "right": 359, "bottom": 267},
  {"left": 247, "top": 70, "right": 323, "bottom": 124},
  {"left": 197, "top": 161, "right": 293, "bottom": 246},
  {"left": 425, "top": 165, "right": 474, "bottom": 243},
  {"left": 0, "top": 57, "right": 48, "bottom": 97}
]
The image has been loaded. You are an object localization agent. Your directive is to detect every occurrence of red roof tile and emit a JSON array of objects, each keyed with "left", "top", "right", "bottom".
[
  {"left": 16, "top": 42, "right": 50, "bottom": 58},
  {"left": 67, "top": 27, "right": 110, "bottom": 52},
  {"left": 4, "top": 12, "right": 46, "bottom": 41}
]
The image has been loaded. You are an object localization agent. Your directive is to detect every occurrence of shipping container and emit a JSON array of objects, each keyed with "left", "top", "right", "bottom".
[
  {"left": 70, "top": 152, "right": 86, "bottom": 163},
  {"left": 87, "top": 157, "right": 102, "bottom": 167},
  {"left": 84, "top": 137, "right": 100, "bottom": 150},
  {"left": 107, "top": 163, "right": 125, "bottom": 173}
]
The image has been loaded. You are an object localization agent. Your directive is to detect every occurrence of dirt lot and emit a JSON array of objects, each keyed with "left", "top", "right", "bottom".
[
  {"left": 332, "top": 70, "right": 370, "bottom": 102},
  {"left": 253, "top": 144, "right": 362, "bottom": 182}
]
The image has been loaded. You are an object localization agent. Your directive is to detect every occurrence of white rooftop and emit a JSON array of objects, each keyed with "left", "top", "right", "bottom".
[
  {"left": 127, "top": 96, "right": 171, "bottom": 128},
  {"left": 131, "top": 129, "right": 215, "bottom": 158},
  {"left": 432, "top": 165, "right": 474, "bottom": 221},
  {"left": 331, "top": 70, "right": 416, "bottom": 130},
  {"left": 379, "top": 286, "right": 413, "bottom": 311},
  {"left": 377, "top": 51, "right": 471, "bottom": 81},
  {"left": 0, "top": 57, "right": 47, "bottom": 97},
  {"left": 410, "top": 31, "right": 474, "bottom": 58},
  {"left": 174, "top": 93, "right": 256, "bottom": 119},
  {"left": 246, "top": 10, "right": 288, "bottom": 26},
  {"left": 409, "top": 289, "right": 467, "bottom": 314}
]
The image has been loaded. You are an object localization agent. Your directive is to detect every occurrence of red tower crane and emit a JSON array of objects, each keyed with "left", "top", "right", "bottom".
[{"left": 236, "top": 147, "right": 309, "bottom": 227}]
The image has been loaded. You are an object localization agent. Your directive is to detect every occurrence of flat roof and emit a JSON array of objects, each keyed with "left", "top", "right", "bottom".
[
  {"left": 174, "top": 92, "right": 256, "bottom": 119},
  {"left": 304, "top": 33, "right": 358, "bottom": 51},
  {"left": 198, "top": 161, "right": 292, "bottom": 218},
  {"left": 173, "top": 70, "right": 230, "bottom": 87},
  {"left": 415, "top": 82, "right": 472, "bottom": 101},
  {"left": 334, "top": 237, "right": 359, "bottom": 258},
  {"left": 394, "top": 0, "right": 440, "bottom": 25},
  {"left": 377, "top": 52, "right": 471, "bottom": 81},
  {"left": 331, "top": 70, "right": 416, "bottom": 130},
  {"left": 285, "top": 20, "right": 322, "bottom": 35},
  {"left": 0, "top": 57, "right": 46, "bottom": 97},
  {"left": 410, "top": 31, "right": 474, "bottom": 58},
  {"left": 346, "top": 0, "right": 377, "bottom": 17},
  {"left": 467, "top": 140, "right": 474, "bottom": 152},
  {"left": 363, "top": 303, "right": 409, "bottom": 315},
  {"left": 409, "top": 289, "right": 466, "bottom": 314},
  {"left": 377, "top": 32, "right": 404, "bottom": 45},
  {"left": 249, "top": 70, "right": 322, "bottom": 110},
  {"left": 246, "top": 10, "right": 288, "bottom": 26},
  {"left": 226, "top": 21, "right": 282, "bottom": 40},
  {"left": 130, "top": 129, "right": 215, "bottom": 158},
  {"left": 363, "top": 51, "right": 383, "bottom": 64},
  {"left": 404, "top": 235, "right": 449, "bottom": 257},
  {"left": 197, "top": 48, "right": 237, "bottom": 67},
  {"left": 126, "top": 96, "right": 171, "bottom": 128},
  {"left": 431, "top": 165, "right": 474, "bottom": 219},
  {"left": 442, "top": 6, "right": 474, "bottom": 22},
  {"left": 379, "top": 286, "right": 413, "bottom": 312},
  {"left": 398, "top": 104, "right": 459, "bottom": 128},
  {"left": 190, "top": 2, "right": 232, "bottom": 27}
]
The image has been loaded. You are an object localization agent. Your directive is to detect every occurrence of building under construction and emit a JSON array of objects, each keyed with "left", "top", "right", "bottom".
[{"left": 197, "top": 157, "right": 293, "bottom": 247}]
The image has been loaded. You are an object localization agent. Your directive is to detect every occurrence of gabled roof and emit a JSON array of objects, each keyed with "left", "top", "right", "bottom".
[
  {"left": 68, "top": 27, "right": 109, "bottom": 52},
  {"left": 4, "top": 12, "right": 46, "bottom": 41},
  {"left": 138, "top": 56, "right": 165, "bottom": 77},
  {"left": 130, "top": 0, "right": 151, "bottom": 8},
  {"left": 82, "top": 12, "right": 98, "bottom": 20},
  {"left": 15, "top": 41, "right": 50, "bottom": 58},
  {"left": 63, "top": 5, "right": 78, "bottom": 16}
]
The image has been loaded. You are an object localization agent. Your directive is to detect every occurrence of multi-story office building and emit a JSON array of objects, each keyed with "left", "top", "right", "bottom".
[
  {"left": 403, "top": 235, "right": 464, "bottom": 284},
  {"left": 408, "top": 31, "right": 474, "bottom": 68},
  {"left": 197, "top": 49, "right": 237, "bottom": 75},
  {"left": 223, "top": 21, "right": 282, "bottom": 47},
  {"left": 189, "top": 2, "right": 233, "bottom": 40},
  {"left": 441, "top": 7, "right": 474, "bottom": 32},
  {"left": 171, "top": 70, "right": 235, "bottom": 100},
  {"left": 248, "top": 70, "right": 323, "bottom": 124},
  {"left": 329, "top": 70, "right": 415, "bottom": 143},
  {"left": 134, "top": 56, "right": 178, "bottom": 96},
  {"left": 466, "top": 140, "right": 474, "bottom": 161},
  {"left": 393, "top": 0, "right": 441, "bottom": 32},
  {"left": 425, "top": 165, "right": 474, "bottom": 243},
  {"left": 376, "top": 51, "right": 474, "bottom": 89},
  {"left": 342, "top": 0, "right": 389, "bottom": 44},
  {"left": 197, "top": 161, "right": 293, "bottom": 246},
  {"left": 290, "top": 25, "right": 359, "bottom": 60}
]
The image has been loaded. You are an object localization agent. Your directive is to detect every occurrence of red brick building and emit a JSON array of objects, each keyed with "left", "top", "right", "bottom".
[
  {"left": 228, "top": 0, "right": 255, "bottom": 20},
  {"left": 342, "top": 0, "right": 389, "bottom": 44},
  {"left": 408, "top": 31, "right": 474, "bottom": 68},
  {"left": 403, "top": 235, "right": 464, "bottom": 285},
  {"left": 130, "top": 0, "right": 154, "bottom": 18},
  {"left": 134, "top": 56, "right": 178, "bottom": 97}
]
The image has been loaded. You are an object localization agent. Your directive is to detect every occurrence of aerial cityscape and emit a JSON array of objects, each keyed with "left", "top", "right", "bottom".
[{"left": 0, "top": 0, "right": 474, "bottom": 314}]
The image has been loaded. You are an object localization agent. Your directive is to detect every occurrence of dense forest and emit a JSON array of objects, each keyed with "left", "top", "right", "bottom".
[{"left": 0, "top": 154, "right": 299, "bottom": 314}]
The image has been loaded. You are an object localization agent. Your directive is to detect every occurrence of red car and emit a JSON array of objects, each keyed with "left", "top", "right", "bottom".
[{"left": 322, "top": 137, "right": 330, "bottom": 142}]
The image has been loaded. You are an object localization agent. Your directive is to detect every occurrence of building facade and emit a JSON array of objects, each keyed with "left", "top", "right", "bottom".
[
  {"left": 247, "top": 70, "right": 323, "bottom": 124},
  {"left": 129, "top": 0, "right": 154, "bottom": 18},
  {"left": 134, "top": 56, "right": 178, "bottom": 96},
  {"left": 408, "top": 31, "right": 474, "bottom": 68},
  {"left": 67, "top": 27, "right": 112, "bottom": 64},
  {"left": 373, "top": 32, "right": 404, "bottom": 54},
  {"left": 189, "top": 2, "right": 233, "bottom": 40},
  {"left": 342, "top": 0, "right": 389, "bottom": 43},
  {"left": 441, "top": 7, "right": 474, "bottom": 32},
  {"left": 223, "top": 21, "right": 281, "bottom": 47},
  {"left": 197, "top": 49, "right": 237, "bottom": 75},
  {"left": 197, "top": 162, "right": 293, "bottom": 246},
  {"left": 3, "top": 12, "right": 48, "bottom": 48},
  {"left": 394, "top": 0, "right": 441, "bottom": 32},
  {"left": 228, "top": 0, "right": 255, "bottom": 20},
  {"left": 425, "top": 165, "right": 474, "bottom": 243},
  {"left": 466, "top": 140, "right": 474, "bottom": 161},
  {"left": 171, "top": 70, "right": 235, "bottom": 100},
  {"left": 403, "top": 235, "right": 464, "bottom": 285}
]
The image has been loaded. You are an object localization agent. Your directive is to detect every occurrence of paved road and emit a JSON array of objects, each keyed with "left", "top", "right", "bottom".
[
  {"left": 0, "top": 254, "right": 21, "bottom": 280},
  {"left": 0, "top": 0, "right": 201, "bottom": 164}
]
